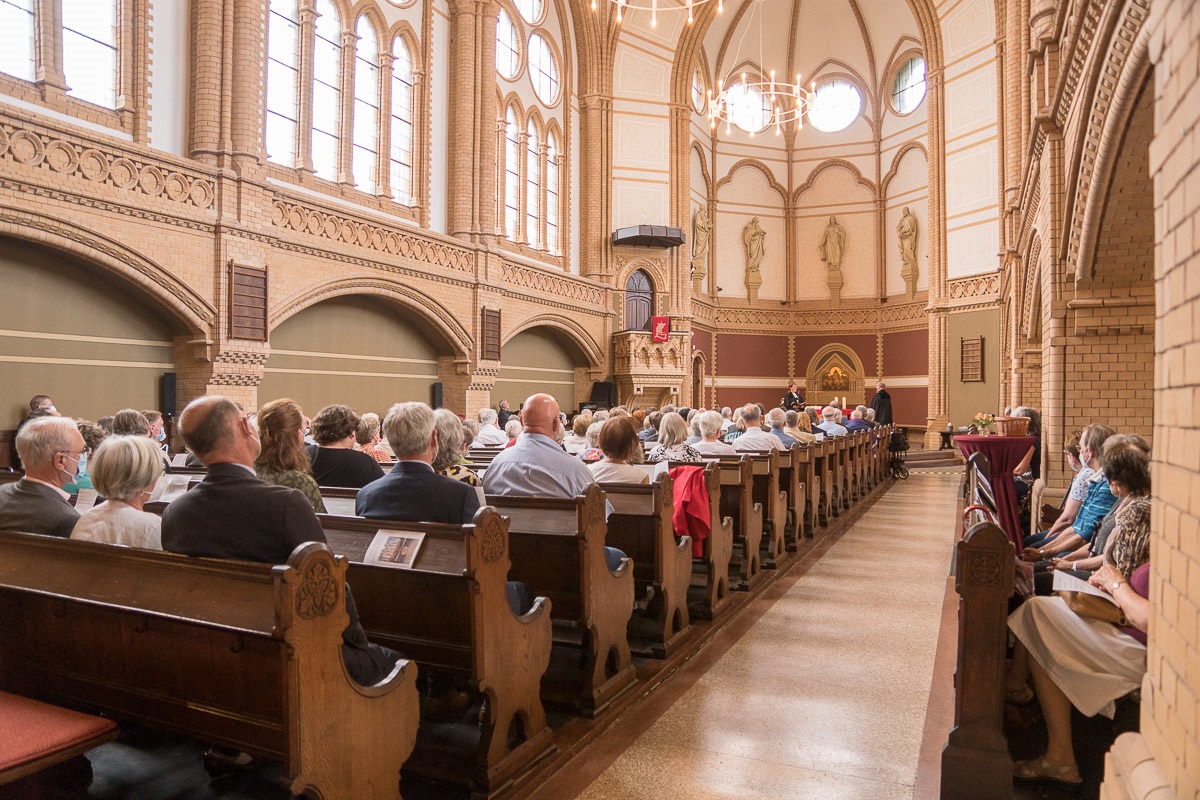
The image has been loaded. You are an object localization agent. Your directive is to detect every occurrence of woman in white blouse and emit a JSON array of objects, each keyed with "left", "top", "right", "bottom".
[
  {"left": 588, "top": 417, "right": 650, "bottom": 484},
  {"left": 71, "top": 435, "right": 165, "bottom": 549}
]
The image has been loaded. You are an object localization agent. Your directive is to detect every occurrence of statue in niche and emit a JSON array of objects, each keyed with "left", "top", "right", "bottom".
[
  {"left": 818, "top": 215, "right": 846, "bottom": 303},
  {"left": 897, "top": 206, "right": 919, "bottom": 296},
  {"left": 691, "top": 205, "right": 711, "bottom": 291},
  {"left": 743, "top": 217, "right": 765, "bottom": 303}
]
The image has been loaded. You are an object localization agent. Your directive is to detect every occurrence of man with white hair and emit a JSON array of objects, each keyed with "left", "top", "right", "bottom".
[
  {"left": 732, "top": 404, "right": 785, "bottom": 451},
  {"left": 817, "top": 406, "right": 849, "bottom": 437},
  {"left": 0, "top": 416, "right": 84, "bottom": 537},
  {"left": 845, "top": 408, "right": 872, "bottom": 432},
  {"left": 720, "top": 406, "right": 734, "bottom": 432},
  {"left": 855, "top": 404, "right": 879, "bottom": 428},
  {"left": 471, "top": 406, "right": 508, "bottom": 447},
  {"left": 766, "top": 408, "right": 799, "bottom": 448},
  {"left": 694, "top": 410, "right": 736, "bottom": 456}
]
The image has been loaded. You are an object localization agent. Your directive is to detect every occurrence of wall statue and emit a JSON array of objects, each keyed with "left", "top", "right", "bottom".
[
  {"left": 743, "top": 216, "right": 765, "bottom": 303},
  {"left": 897, "top": 206, "right": 919, "bottom": 296},
  {"left": 818, "top": 215, "right": 846, "bottom": 303},
  {"left": 691, "top": 205, "right": 710, "bottom": 291}
]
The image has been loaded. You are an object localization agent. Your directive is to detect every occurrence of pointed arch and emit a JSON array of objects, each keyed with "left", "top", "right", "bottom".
[
  {"left": 792, "top": 158, "right": 877, "bottom": 202},
  {"left": 714, "top": 159, "right": 788, "bottom": 202},
  {"left": 880, "top": 141, "right": 928, "bottom": 196}
]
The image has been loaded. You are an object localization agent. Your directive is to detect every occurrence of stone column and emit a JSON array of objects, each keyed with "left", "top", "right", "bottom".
[
  {"left": 924, "top": 65, "right": 950, "bottom": 445},
  {"left": 295, "top": 1, "right": 317, "bottom": 176},
  {"left": 231, "top": 0, "right": 269, "bottom": 174},
  {"left": 579, "top": 93, "right": 614, "bottom": 281},
  {"left": 189, "top": 0, "right": 224, "bottom": 163},
  {"left": 337, "top": 27, "right": 359, "bottom": 187},
  {"left": 446, "top": 0, "right": 498, "bottom": 242},
  {"left": 376, "top": 50, "right": 396, "bottom": 201}
]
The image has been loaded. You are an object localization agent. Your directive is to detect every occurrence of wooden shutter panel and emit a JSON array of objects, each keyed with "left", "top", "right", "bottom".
[
  {"left": 230, "top": 264, "right": 268, "bottom": 341},
  {"left": 481, "top": 309, "right": 501, "bottom": 361}
]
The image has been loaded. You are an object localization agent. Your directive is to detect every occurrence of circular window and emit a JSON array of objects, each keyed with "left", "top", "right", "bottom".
[
  {"left": 496, "top": 9, "right": 520, "bottom": 80},
  {"left": 807, "top": 80, "right": 861, "bottom": 132},
  {"left": 528, "top": 33, "right": 559, "bottom": 105},
  {"left": 725, "top": 80, "right": 771, "bottom": 134},
  {"left": 515, "top": 0, "right": 543, "bottom": 24},
  {"left": 891, "top": 56, "right": 926, "bottom": 114},
  {"left": 385, "top": 0, "right": 418, "bottom": 7},
  {"left": 692, "top": 69, "right": 706, "bottom": 113}
]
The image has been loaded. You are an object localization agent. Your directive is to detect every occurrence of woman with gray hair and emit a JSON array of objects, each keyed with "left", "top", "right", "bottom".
[
  {"left": 694, "top": 410, "right": 736, "bottom": 456},
  {"left": 432, "top": 409, "right": 479, "bottom": 486},
  {"left": 71, "top": 435, "right": 165, "bottom": 549},
  {"left": 647, "top": 412, "right": 702, "bottom": 463}
]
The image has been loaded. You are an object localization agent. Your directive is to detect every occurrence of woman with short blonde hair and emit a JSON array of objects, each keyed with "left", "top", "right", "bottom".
[
  {"left": 71, "top": 435, "right": 165, "bottom": 549},
  {"left": 647, "top": 412, "right": 702, "bottom": 463}
]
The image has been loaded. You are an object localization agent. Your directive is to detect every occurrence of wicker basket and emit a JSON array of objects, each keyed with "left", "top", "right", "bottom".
[{"left": 996, "top": 416, "right": 1030, "bottom": 437}]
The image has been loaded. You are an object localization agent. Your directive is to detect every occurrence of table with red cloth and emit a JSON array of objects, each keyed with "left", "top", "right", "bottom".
[{"left": 953, "top": 434, "right": 1037, "bottom": 546}]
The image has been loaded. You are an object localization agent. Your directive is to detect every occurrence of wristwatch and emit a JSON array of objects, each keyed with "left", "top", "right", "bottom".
[{"left": 1111, "top": 581, "right": 1123, "bottom": 592}]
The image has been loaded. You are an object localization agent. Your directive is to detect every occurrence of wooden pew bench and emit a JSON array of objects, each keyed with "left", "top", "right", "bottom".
[
  {"left": 0, "top": 690, "right": 117, "bottom": 790},
  {"left": 733, "top": 450, "right": 790, "bottom": 569},
  {"left": 484, "top": 486, "right": 636, "bottom": 716},
  {"left": 713, "top": 457, "right": 764, "bottom": 590},
  {"left": 599, "top": 472, "right": 693, "bottom": 657},
  {"left": 317, "top": 508, "right": 554, "bottom": 796},
  {"left": 0, "top": 532, "right": 418, "bottom": 800}
]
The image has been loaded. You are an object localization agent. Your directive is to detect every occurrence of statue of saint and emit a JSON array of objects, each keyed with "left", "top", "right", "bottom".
[
  {"left": 691, "top": 206, "right": 711, "bottom": 279},
  {"left": 743, "top": 217, "right": 765, "bottom": 302},
  {"left": 818, "top": 215, "right": 845, "bottom": 271},
  {"left": 743, "top": 217, "right": 765, "bottom": 274},
  {"left": 897, "top": 207, "right": 918, "bottom": 274}
]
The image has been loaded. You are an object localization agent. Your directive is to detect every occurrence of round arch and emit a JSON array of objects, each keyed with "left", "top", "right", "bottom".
[
  {"left": 503, "top": 313, "right": 603, "bottom": 367},
  {"left": 269, "top": 277, "right": 472, "bottom": 358},
  {"left": 805, "top": 342, "right": 867, "bottom": 407},
  {"left": 0, "top": 208, "right": 214, "bottom": 336}
]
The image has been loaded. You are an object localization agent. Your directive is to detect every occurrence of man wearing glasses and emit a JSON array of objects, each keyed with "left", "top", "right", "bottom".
[{"left": 0, "top": 416, "right": 84, "bottom": 538}]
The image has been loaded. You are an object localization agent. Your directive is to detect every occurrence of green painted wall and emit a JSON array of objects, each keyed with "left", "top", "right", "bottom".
[
  {"left": 947, "top": 307, "right": 1001, "bottom": 428},
  {"left": 495, "top": 328, "right": 580, "bottom": 412}
]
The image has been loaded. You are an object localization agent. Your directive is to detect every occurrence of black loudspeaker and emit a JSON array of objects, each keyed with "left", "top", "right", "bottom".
[
  {"left": 589, "top": 381, "right": 616, "bottom": 408},
  {"left": 161, "top": 372, "right": 177, "bottom": 419},
  {"left": 431, "top": 382, "right": 444, "bottom": 410}
]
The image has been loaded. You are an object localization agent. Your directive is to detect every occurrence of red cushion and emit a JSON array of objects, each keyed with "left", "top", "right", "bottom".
[{"left": 0, "top": 691, "right": 117, "bottom": 773}]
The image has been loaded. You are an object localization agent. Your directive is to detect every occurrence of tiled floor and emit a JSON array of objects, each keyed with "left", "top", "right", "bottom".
[{"left": 571, "top": 473, "right": 961, "bottom": 800}]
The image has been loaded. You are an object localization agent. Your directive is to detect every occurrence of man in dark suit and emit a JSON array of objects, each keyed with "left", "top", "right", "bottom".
[
  {"left": 870, "top": 381, "right": 894, "bottom": 425},
  {"left": 357, "top": 402, "right": 532, "bottom": 616},
  {"left": 782, "top": 382, "right": 804, "bottom": 411},
  {"left": 357, "top": 401, "right": 479, "bottom": 523},
  {"left": 0, "top": 416, "right": 83, "bottom": 537},
  {"left": 161, "top": 395, "right": 399, "bottom": 687}
]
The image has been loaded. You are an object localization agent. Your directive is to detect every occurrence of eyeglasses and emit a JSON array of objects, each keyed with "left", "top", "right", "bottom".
[{"left": 57, "top": 450, "right": 86, "bottom": 460}]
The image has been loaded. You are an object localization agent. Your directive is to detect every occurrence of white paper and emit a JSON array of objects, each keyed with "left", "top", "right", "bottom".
[
  {"left": 170, "top": 453, "right": 189, "bottom": 467},
  {"left": 363, "top": 530, "right": 425, "bottom": 569},
  {"left": 74, "top": 488, "right": 99, "bottom": 513},
  {"left": 1052, "top": 570, "right": 1117, "bottom": 604}
]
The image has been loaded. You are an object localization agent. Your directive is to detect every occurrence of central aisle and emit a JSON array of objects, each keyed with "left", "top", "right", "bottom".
[{"left": 572, "top": 473, "right": 960, "bottom": 800}]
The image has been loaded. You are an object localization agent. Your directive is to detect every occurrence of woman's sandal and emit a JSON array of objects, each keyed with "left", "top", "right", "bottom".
[
  {"left": 1004, "top": 685, "right": 1035, "bottom": 706},
  {"left": 1013, "top": 757, "right": 1082, "bottom": 786}
]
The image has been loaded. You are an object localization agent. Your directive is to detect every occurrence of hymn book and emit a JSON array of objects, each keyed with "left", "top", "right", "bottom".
[{"left": 363, "top": 530, "right": 426, "bottom": 570}]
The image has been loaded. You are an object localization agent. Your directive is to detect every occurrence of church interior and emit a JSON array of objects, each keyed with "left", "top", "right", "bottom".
[{"left": 0, "top": 0, "right": 1197, "bottom": 798}]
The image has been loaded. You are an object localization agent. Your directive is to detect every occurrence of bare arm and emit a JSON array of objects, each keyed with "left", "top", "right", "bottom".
[
  {"left": 1090, "top": 564, "right": 1149, "bottom": 633},
  {"left": 1012, "top": 445, "right": 1035, "bottom": 475}
]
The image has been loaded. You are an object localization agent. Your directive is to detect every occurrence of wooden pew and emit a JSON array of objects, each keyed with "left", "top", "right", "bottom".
[
  {"left": 0, "top": 532, "right": 418, "bottom": 800},
  {"left": 792, "top": 444, "right": 819, "bottom": 536},
  {"left": 813, "top": 439, "right": 835, "bottom": 524},
  {"left": 714, "top": 457, "right": 763, "bottom": 590},
  {"left": 732, "top": 450, "right": 789, "bottom": 568},
  {"left": 600, "top": 472, "right": 693, "bottom": 657},
  {"left": 320, "top": 486, "right": 361, "bottom": 517},
  {"left": 317, "top": 508, "right": 554, "bottom": 795},
  {"left": 484, "top": 485, "right": 637, "bottom": 716},
  {"left": 834, "top": 435, "right": 851, "bottom": 510}
]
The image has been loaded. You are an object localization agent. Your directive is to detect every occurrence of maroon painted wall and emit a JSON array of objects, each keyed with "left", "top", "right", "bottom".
[
  {"left": 794, "top": 334, "right": 877, "bottom": 378},
  {"left": 716, "top": 333, "right": 789, "bottom": 377},
  {"left": 882, "top": 329, "right": 928, "bottom": 375}
]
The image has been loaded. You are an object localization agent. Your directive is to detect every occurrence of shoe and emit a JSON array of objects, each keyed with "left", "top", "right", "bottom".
[
  {"left": 1004, "top": 685, "right": 1035, "bottom": 706},
  {"left": 203, "top": 746, "right": 254, "bottom": 778},
  {"left": 1013, "top": 757, "right": 1082, "bottom": 786}
]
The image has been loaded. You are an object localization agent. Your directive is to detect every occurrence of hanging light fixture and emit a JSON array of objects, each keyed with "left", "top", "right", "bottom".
[
  {"left": 592, "top": 0, "right": 721, "bottom": 28},
  {"left": 706, "top": 0, "right": 813, "bottom": 135}
]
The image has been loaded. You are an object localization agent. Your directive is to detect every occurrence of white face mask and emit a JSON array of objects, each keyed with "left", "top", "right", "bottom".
[{"left": 60, "top": 451, "right": 84, "bottom": 481}]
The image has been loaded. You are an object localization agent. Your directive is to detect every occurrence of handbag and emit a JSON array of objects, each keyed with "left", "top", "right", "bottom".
[{"left": 1057, "top": 590, "right": 1127, "bottom": 626}]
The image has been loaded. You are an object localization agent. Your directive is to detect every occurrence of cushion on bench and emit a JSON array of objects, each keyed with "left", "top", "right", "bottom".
[{"left": 0, "top": 690, "right": 117, "bottom": 778}]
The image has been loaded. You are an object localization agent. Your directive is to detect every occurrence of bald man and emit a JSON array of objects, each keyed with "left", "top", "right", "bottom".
[
  {"left": 483, "top": 393, "right": 626, "bottom": 572},
  {"left": 161, "top": 395, "right": 399, "bottom": 687}
]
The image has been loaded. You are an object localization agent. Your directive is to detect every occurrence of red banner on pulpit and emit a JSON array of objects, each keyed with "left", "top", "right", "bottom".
[{"left": 651, "top": 316, "right": 670, "bottom": 342}]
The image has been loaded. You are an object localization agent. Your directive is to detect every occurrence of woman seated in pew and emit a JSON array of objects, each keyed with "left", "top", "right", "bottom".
[
  {"left": 432, "top": 408, "right": 480, "bottom": 486},
  {"left": 354, "top": 413, "right": 393, "bottom": 463},
  {"left": 563, "top": 413, "right": 592, "bottom": 454},
  {"left": 307, "top": 404, "right": 386, "bottom": 489},
  {"left": 255, "top": 399, "right": 326, "bottom": 513},
  {"left": 71, "top": 435, "right": 164, "bottom": 549},
  {"left": 684, "top": 411, "right": 703, "bottom": 445},
  {"left": 1033, "top": 430, "right": 1093, "bottom": 546},
  {"left": 579, "top": 420, "right": 604, "bottom": 461},
  {"left": 646, "top": 412, "right": 702, "bottom": 463},
  {"left": 1005, "top": 560, "right": 1150, "bottom": 786},
  {"left": 782, "top": 410, "right": 819, "bottom": 445},
  {"left": 693, "top": 411, "right": 737, "bottom": 456},
  {"left": 1022, "top": 424, "right": 1117, "bottom": 559},
  {"left": 588, "top": 417, "right": 650, "bottom": 484},
  {"left": 1036, "top": 435, "right": 1152, "bottom": 595}
]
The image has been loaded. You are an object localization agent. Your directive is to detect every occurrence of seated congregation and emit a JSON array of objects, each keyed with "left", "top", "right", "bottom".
[
  {"left": 950, "top": 413, "right": 1154, "bottom": 792},
  {"left": 0, "top": 391, "right": 893, "bottom": 797}
]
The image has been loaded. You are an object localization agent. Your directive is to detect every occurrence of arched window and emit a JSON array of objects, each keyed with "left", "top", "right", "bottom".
[
  {"left": 496, "top": 8, "right": 519, "bottom": 79},
  {"left": 352, "top": 17, "right": 379, "bottom": 193},
  {"left": 545, "top": 132, "right": 559, "bottom": 256},
  {"left": 526, "top": 120, "right": 540, "bottom": 248},
  {"left": 265, "top": 0, "right": 301, "bottom": 166},
  {"left": 311, "top": 0, "right": 342, "bottom": 181},
  {"left": 62, "top": 0, "right": 118, "bottom": 108},
  {"left": 390, "top": 36, "right": 415, "bottom": 204},
  {"left": 0, "top": 0, "right": 35, "bottom": 81},
  {"left": 527, "top": 34, "right": 558, "bottom": 105},
  {"left": 504, "top": 108, "right": 520, "bottom": 240},
  {"left": 891, "top": 56, "right": 926, "bottom": 114},
  {"left": 625, "top": 270, "right": 654, "bottom": 331}
]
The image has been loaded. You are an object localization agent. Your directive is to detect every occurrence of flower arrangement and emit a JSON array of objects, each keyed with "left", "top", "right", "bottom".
[{"left": 972, "top": 412, "right": 996, "bottom": 434}]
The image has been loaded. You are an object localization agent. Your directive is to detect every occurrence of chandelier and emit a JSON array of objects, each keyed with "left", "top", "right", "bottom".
[
  {"left": 592, "top": 0, "right": 722, "bottom": 27},
  {"left": 705, "top": 0, "right": 813, "bottom": 135}
]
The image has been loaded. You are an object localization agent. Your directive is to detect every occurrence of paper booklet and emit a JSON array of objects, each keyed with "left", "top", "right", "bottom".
[
  {"left": 363, "top": 530, "right": 426, "bottom": 569},
  {"left": 1052, "top": 569, "right": 1117, "bottom": 604},
  {"left": 74, "top": 488, "right": 99, "bottom": 513},
  {"left": 148, "top": 474, "right": 191, "bottom": 503},
  {"left": 170, "top": 453, "right": 189, "bottom": 467}
]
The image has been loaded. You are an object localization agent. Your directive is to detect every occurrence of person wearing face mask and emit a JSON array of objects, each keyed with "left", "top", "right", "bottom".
[
  {"left": 0, "top": 416, "right": 85, "bottom": 537},
  {"left": 71, "top": 435, "right": 165, "bottom": 549},
  {"left": 63, "top": 419, "right": 108, "bottom": 495},
  {"left": 142, "top": 410, "right": 170, "bottom": 455}
]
